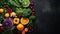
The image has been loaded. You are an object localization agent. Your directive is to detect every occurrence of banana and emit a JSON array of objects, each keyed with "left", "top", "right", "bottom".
[{"left": 8, "top": 0, "right": 20, "bottom": 7}]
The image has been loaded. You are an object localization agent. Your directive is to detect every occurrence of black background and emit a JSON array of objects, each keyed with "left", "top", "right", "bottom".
[{"left": 28, "top": 0, "right": 59, "bottom": 34}]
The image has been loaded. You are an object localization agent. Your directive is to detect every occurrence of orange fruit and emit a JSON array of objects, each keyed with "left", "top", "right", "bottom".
[
  {"left": 21, "top": 17, "right": 29, "bottom": 25},
  {"left": 24, "top": 28, "right": 28, "bottom": 32},
  {"left": 13, "top": 18, "right": 19, "bottom": 24},
  {"left": 0, "top": 8, "right": 4, "bottom": 13},
  {"left": 22, "top": 30, "right": 25, "bottom": 34},
  {"left": 5, "top": 13, "right": 9, "bottom": 17},
  {"left": 17, "top": 24, "right": 24, "bottom": 31}
]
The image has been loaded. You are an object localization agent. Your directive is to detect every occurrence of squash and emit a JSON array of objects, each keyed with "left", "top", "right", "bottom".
[
  {"left": 21, "top": 17, "right": 29, "bottom": 25},
  {"left": 13, "top": 18, "right": 19, "bottom": 24}
]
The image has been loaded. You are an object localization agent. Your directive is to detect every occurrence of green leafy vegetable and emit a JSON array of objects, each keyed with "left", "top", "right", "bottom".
[
  {"left": 8, "top": 0, "right": 21, "bottom": 7},
  {"left": 16, "top": 8, "right": 23, "bottom": 16},
  {"left": 22, "top": 8, "right": 31, "bottom": 17}
]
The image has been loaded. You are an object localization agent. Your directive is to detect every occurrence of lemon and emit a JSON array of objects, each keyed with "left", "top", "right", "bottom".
[
  {"left": 0, "top": 8, "right": 4, "bottom": 13},
  {"left": 5, "top": 13, "right": 9, "bottom": 17}
]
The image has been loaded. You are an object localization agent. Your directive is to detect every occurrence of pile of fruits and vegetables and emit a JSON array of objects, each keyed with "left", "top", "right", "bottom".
[{"left": 0, "top": 0, "right": 35, "bottom": 34}]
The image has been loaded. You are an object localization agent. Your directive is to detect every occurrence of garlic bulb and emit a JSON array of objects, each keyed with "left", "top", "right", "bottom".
[
  {"left": 0, "top": 23, "right": 2, "bottom": 26},
  {"left": 10, "top": 12, "right": 16, "bottom": 17}
]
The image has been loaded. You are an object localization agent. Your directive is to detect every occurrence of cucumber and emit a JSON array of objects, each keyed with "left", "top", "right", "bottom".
[{"left": 8, "top": 0, "right": 20, "bottom": 7}]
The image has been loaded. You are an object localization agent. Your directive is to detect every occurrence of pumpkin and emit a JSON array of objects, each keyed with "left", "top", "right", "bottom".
[
  {"left": 17, "top": 24, "right": 24, "bottom": 31},
  {"left": 0, "top": 8, "right": 4, "bottom": 13},
  {"left": 13, "top": 18, "right": 19, "bottom": 24},
  {"left": 21, "top": 17, "right": 29, "bottom": 25},
  {"left": 5, "top": 13, "right": 9, "bottom": 17},
  {"left": 24, "top": 27, "right": 28, "bottom": 32}
]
